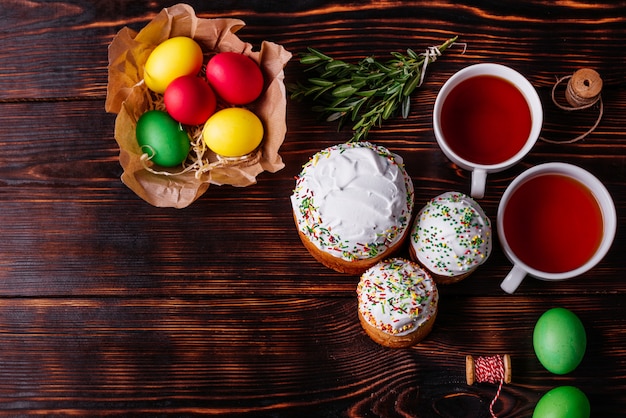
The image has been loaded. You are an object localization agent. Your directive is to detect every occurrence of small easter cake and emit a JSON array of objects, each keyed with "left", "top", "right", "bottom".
[
  {"left": 291, "top": 142, "right": 414, "bottom": 274},
  {"left": 409, "top": 191, "right": 492, "bottom": 284},
  {"left": 357, "top": 258, "right": 438, "bottom": 348}
]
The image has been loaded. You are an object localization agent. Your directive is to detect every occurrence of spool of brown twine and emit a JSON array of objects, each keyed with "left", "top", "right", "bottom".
[
  {"left": 466, "top": 354, "right": 512, "bottom": 418},
  {"left": 565, "top": 68, "right": 603, "bottom": 109},
  {"left": 540, "top": 68, "right": 603, "bottom": 144}
]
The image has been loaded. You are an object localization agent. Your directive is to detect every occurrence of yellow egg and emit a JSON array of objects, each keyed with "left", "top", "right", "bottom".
[
  {"left": 202, "top": 108, "right": 264, "bottom": 157},
  {"left": 143, "top": 37, "right": 203, "bottom": 93}
]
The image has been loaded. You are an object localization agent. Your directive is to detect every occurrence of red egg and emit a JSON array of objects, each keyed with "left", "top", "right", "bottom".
[
  {"left": 205, "top": 52, "right": 264, "bottom": 105},
  {"left": 164, "top": 75, "right": 217, "bottom": 125}
]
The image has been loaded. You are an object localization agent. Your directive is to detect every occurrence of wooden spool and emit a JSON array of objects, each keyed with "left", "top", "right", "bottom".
[
  {"left": 466, "top": 354, "right": 512, "bottom": 385},
  {"left": 566, "top": 68, "right": 603, "bottom": 108},
  {"left": 540, "top": 68, "right": 604, "bottom": 144}
]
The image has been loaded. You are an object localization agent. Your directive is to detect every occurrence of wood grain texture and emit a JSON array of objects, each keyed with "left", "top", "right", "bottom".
[
  {"left": 0, "top": 0, "right": 625, "bottom": 416},
  {"left": 0, "top": 297, "right": 623, "bottom": 416}
]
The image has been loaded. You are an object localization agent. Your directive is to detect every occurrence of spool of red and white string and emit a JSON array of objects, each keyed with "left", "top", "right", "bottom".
[{"left": 466, "top": 354, "right": 512, "bottom": 418}]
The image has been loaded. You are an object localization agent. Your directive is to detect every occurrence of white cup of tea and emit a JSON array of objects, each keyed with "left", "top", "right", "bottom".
[
  {"left": 433, "top": 63, "right": 543, "bottom": 199},
  {"left": 497, "top": 162, "right": 616, "bottom": 294}
]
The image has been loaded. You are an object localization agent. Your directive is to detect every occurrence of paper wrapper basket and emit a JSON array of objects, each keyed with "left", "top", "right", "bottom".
[{"left": 105, "top": 3, "right": 292, "bottom": 208}]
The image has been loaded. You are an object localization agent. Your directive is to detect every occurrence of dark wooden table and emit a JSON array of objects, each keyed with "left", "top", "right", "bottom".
[{"left": 1, "top": 1, "right": 625, "bottom": 416}]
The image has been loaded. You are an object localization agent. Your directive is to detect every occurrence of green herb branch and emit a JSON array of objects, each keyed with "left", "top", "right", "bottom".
[{"left": 289, "top": 36, "right": 459, "bottom": 142}]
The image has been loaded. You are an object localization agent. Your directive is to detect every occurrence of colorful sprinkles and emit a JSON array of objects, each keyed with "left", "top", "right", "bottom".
[
  {"left": 357, "top": 258, "right": 438, "bottom": 336},
  {"left": 411, "top": 192, "right": 492, "bottom": 276},
  {"left": 291, "top": 142, "right": 414, "bottom": 261}
]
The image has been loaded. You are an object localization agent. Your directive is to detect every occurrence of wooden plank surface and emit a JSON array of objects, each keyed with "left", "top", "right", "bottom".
[{"left": 0, "top": 0, "right": 625, "bottom": 416}]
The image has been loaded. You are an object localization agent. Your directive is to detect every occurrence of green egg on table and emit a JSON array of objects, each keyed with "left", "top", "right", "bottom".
[
  {"left": 532, "top": 386, "right": 590, "bottom": 418},
  {"left": 533, "top": 307, "right": 586, "bottom": 375},
  {"left": 136, "top": 110, "right": 191, "bottom": 167}
]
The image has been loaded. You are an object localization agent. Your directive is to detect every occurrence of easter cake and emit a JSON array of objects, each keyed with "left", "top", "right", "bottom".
[
  {"left": 291, "top": 142, "right": 414, "bottom": 274},
  {"left": 357, "top": 258, "right": 438, "bottom": 348},
  {"left": 409, "top": 191, "right": 492, "bottom": 284}
]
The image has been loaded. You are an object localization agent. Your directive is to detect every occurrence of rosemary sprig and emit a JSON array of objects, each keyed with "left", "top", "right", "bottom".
[{"left": 289, "top": 36, "right": 459, "bottom": 142}]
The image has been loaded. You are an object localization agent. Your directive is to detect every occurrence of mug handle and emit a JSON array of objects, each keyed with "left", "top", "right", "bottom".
[
  {"left": 471, "top": 168, "right": 487, "bottom": 199},
  {"left": 500, "top": 264, "right": 527, "bottom": 294}
]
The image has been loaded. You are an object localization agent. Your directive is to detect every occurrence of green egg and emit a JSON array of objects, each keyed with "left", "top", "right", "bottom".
[
  {"left": 533, "top": 307, "right": 586, "bottom": 375},
  {"left": 533, "top": 386, "right": 590, "bottom": 418},
  {"left": 136, "top": 110, "right": 190, "bottom": 167}
]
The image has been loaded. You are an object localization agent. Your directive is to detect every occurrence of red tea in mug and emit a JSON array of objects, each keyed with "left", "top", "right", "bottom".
[
  {"left": 440, "top": 75, "right": 532, "bottom": 165},
  {"left": 502, "top": 174, "right": 604, "bottom": 273}
]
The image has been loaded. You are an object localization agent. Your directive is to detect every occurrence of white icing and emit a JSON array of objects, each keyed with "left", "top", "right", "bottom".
[
  {"left": 357, "top": 258, "right": 438, "bottom": 336},
  {"left": 291, "top": 142, "right": 414, "bottom": 261},
  {"left": 411, "top": 191, "right": 492, "bottom": 276}
]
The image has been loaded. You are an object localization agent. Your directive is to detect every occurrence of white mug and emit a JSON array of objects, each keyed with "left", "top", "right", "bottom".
[
  {"left": 497, "top": 162, "right": 616, "bottom": 294},
  {"left": 433, "top": 63, "right": 543, "bottom": 199}
]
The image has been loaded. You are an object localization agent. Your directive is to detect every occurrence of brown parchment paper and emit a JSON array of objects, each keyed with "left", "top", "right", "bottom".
[{"left": 105, "top": 3, "right": 292, "bottom": 208}]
